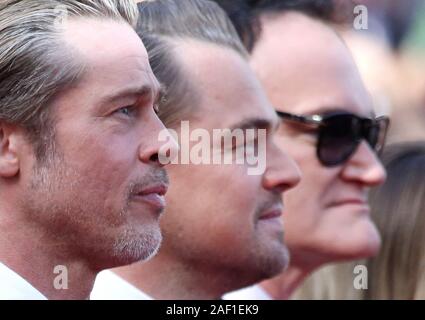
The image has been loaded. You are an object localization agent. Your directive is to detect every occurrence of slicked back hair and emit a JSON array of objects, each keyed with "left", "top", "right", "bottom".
[
  {"left": 0, "top": 0, "right": 138, "bottom": 159},
  {"left": 136, "top": 0, "right": 248, "bottom": 128}
]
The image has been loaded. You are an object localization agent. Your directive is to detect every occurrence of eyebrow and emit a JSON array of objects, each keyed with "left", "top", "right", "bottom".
[
  {"left": 229, "top": 118, "right": 275, "bottom": 132},
  {"left": 100, "top": 83, "right": 163, "bottom": 106}
]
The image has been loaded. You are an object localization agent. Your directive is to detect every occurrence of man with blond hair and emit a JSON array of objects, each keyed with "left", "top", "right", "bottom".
[{"left": 0, "top": 0, "right": 175, "bottom": 300}]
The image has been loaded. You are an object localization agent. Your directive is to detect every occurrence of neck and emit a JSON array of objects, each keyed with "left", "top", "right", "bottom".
[
  {"left": 115, "top": 253, "right": 240, "bottom": 300},
  {"left": 0, "top": 209, "right": 97, "bottom": 300},
  {"left": 259, "top": 264, "right": 313, "bottom": 300}
]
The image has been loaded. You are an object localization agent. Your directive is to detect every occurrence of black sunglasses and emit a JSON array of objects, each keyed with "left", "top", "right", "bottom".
[{"left": 276, "top": 110, "right": 390, "bottom": 167}]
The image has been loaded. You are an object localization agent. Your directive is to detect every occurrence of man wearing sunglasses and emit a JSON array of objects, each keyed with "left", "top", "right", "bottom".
[
  {"left": 217, "top": 0, "right": 388, "bottom": 299},
  {"left": 276, "top": 111, "right": 389, "bottom": 167}
]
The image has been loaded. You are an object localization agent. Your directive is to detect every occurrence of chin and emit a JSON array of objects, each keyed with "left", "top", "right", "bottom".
[
  {"left": 109, "top": 223, "right": 163, "bottom": 266},
  {"left": 255, "top": 243, "right": 290, "bottom": 280},
  {"left": 303, "top": 220, "right": 381, "bottom": 266},
  {"left": 333, "top": 226, "right": 382, "bottom": 261},
  {"left": 356, "top": 219, "right": 381, "bottom": 257},
  {"left": 354, "top": 230, "right": 381, "bottom": 259}
]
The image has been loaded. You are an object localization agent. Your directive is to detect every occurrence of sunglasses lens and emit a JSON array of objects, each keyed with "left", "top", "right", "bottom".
[
  {"left": 366, "top": 123, "right": 379, "bottom": 149},
  {"left": 318, "top": 114, "right": 361, "bottom": 166},
  {"left": 372, "top": 118, "right": 389, "bottom": 154}
]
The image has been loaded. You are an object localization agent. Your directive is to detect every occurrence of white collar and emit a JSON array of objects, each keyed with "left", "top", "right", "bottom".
[
  {"left": 90, "top": 270, "right": 153, "bottom": 300},
  {"left": 0, "top": 262, "right": 47, "bottom": 300},
  {"left": 222, "top": 284, "right": 272, "bottom": 300}
]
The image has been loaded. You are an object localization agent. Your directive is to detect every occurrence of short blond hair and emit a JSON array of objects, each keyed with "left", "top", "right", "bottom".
[{"left": 0, "top": 0, "right": 138, "bottom": 158}]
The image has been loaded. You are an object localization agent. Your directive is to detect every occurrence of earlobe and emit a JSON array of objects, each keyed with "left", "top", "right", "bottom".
[{"left": 0, "top": 125, "right": 20, "bottom": 178}]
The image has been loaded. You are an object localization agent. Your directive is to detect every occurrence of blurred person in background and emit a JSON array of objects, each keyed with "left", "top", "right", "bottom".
[
  {"left": 352, "top": 0, "right": 422, "bottom": 51},
  {"left": 340, "top": 0, "right": 425, "bottom": 143},
  {"left": 293, "top": 142, "right": 425, "bottom": 299},
  {"left": 91, "top": 0, "right": 301, "bottom": 300},
  {"left": 215, "top": 0, "right": 388, "bottom": 300}
]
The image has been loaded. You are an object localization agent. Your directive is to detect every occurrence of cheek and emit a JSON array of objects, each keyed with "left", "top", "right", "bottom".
[
  {"left": 80, "top": 149, "right": 132, "bottom": 182},
  {"left": 281, "top": 137, "right": 324, "bottom": 202},
  {"left": 59, "top": 132, "right": 139, "bottom": 196},
  {"left": 280, "top": 137, "right": 341, "bottom": 226},
  {"left": 70, "top": 123, "right": 136, "bottom": 159},
  {"left": 165, "top": 164, "right": 260, "bottom": 236},
  {"left": 56, "top": 117, "right": 140, "bottom": 164}
]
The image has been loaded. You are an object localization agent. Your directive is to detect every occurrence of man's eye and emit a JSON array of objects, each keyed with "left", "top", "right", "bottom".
[{"left": 115, "top": 106, "right": 134, "bottom": 117}]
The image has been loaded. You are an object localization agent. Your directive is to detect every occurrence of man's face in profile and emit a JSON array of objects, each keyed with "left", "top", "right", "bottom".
[
  {"left": 157, "top": 40, "right": 300, "bottom": 284},
  {"left": 19, "top": 18, "right": 171, "bottom": 267},
  {"left": 250, "top": 12, "right": 386, "bottom": 264}
]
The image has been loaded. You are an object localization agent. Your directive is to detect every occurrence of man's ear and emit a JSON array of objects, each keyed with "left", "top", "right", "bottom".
[{"left": 0, "top": 123, "right": 22, "bottom": 178}]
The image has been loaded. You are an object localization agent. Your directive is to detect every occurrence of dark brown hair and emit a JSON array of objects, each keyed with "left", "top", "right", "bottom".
[{"left": 212, "top": 0, "right": 353, "bottom": 52}]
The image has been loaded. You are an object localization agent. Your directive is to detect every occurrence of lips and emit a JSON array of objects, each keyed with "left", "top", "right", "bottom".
[
  {"left": 133, "top": 184, "right": 169, "bottom": 211},
  {"left": 259, "top": 205, "right": 283, "bottom": 220},
  {"left": 329, "top": 198, "right": 368, "bottom": 207},
  {"left": 138, "top": 184, "right": 168, "bottom": 197},
  {"left": 328, "top": 197, "right": 371, "bottom": 214}
]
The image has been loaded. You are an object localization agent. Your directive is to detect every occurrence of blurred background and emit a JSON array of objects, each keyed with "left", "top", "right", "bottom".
[{"left": 338, "top": 0, "right": 425, "bottom": 143}]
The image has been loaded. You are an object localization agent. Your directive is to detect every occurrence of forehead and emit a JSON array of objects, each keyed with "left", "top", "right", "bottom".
[
  {"left": 174, "top": 40, "right": 278, "bottom": 129},
  {"left": 251, "top": 12, "right": 374, "bottom": 117},
  {"left": 63, "top": 18, "right": 159, "bottom": 92}
]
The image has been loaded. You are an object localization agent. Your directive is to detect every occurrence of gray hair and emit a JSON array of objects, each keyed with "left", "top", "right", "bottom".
[
  {"left": 136, "top": 0, "right": 248, "bottom": 127},
  {"left": 0, "top": 0, "right": 138, "bottom": 159}
]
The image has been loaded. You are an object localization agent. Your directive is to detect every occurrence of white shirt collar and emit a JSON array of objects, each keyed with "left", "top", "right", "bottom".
[
  {"left": 222, "top": 284, "right": 272, "bottom": 300},
  {"left": 90, "top": 270, "right": 153, "bottom": 300},
  {"left": 0, "top": 262, "right": 47, "bottom": 300}
]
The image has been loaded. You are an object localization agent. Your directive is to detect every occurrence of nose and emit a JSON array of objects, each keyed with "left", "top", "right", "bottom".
[
  {"left": 138, "top": 113, "right": 179, "bottom": 167},
  {"left": 341, "top": 141, "right": 387, "bottom": 187},
  {"left": 262, "top": 143, "right": 301, "bottom": 193}
]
